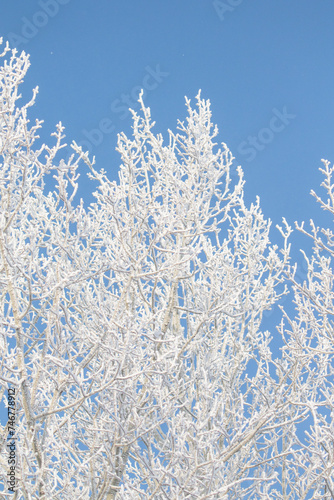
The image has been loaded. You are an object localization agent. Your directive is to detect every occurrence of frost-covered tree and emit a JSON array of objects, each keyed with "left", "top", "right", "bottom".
[
  {"left": 0, "top": 40, "right": 332, "bottom": 499},
  {"left": 277, "top": 160, "right": 334, "bottom": 500}
]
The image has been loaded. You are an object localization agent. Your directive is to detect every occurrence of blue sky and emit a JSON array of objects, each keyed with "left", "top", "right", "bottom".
[
  {"left": 1, "top": 2, "right": 334, "bottom": 490},
  {"left": 1, "top": 0, "right": 333, "bottom": 360},
  {"left": 2, "top": 1, "right": 334, "bottom": 235},
  {"left": 0, "top": 2, "right": 333, "bottom": 334}
]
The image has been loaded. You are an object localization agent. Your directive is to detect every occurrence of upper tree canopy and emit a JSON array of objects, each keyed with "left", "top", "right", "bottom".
[{"left": 0, "top": 40, "right": 333, "bottom": 499}]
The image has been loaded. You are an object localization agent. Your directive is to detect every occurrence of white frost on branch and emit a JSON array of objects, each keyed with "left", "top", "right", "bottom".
[{"left": 0, "top": 40, "right": 333, "bottom": 499}]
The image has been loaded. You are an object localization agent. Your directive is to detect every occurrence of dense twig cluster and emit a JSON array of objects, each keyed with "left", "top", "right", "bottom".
[{"left": 0, "top": 40, "right": 333, "bottom": 499}]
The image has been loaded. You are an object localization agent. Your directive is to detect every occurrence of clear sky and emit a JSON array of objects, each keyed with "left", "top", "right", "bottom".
[
  {"left": 0, "top": 4, "right": 333, "bottom": 312},
  {"left": 1, "top": 2, "right": 334, "bottom": 486},
  {"left": 1, "top": 0, "right": 334, "bottom": 347}
]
